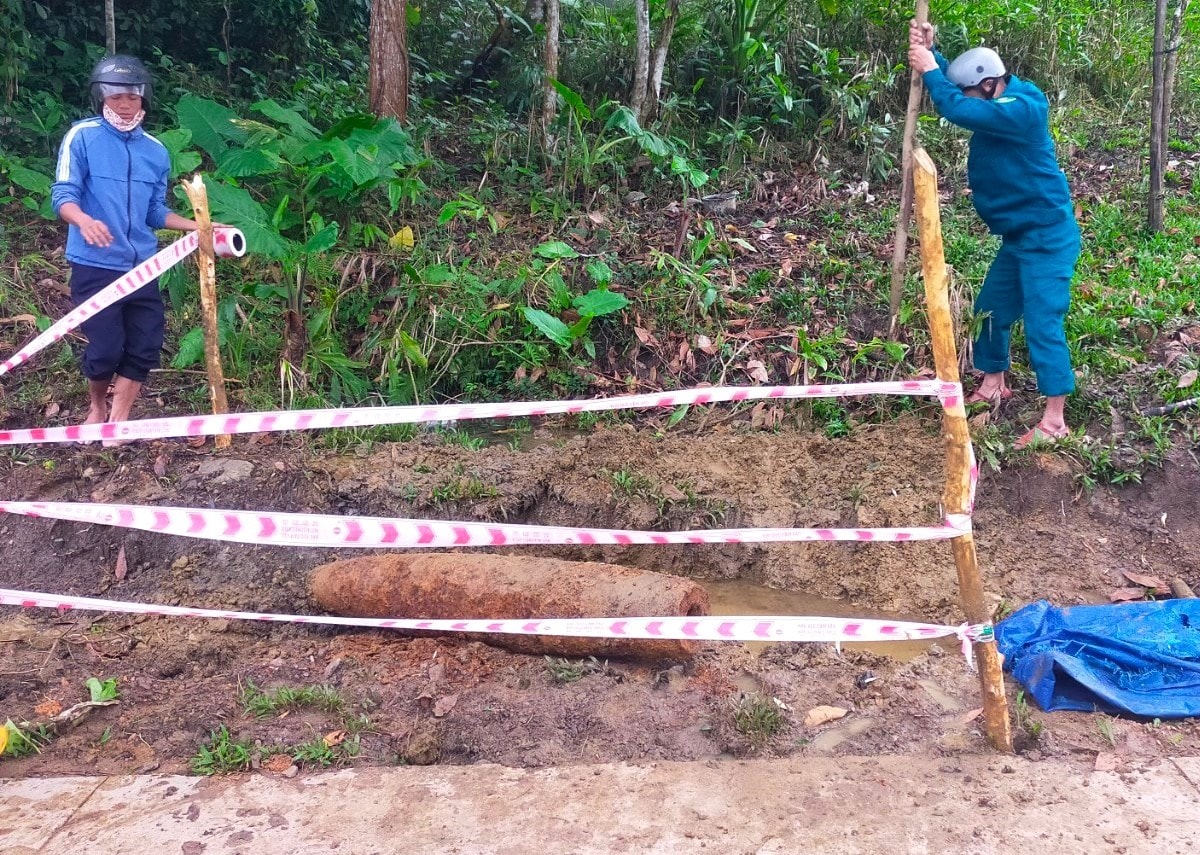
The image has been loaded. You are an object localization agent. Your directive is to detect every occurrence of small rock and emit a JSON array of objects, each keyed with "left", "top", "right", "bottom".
[
  {"left": 324, "top": 657, "right": 344, "bottom": 679},
  {"left": 171, "top": 556, "right": 190, "bottom": 571},
  {"left": 282, "top": 764, "right": 299, "bottom": 779},
  {"left": 196, "top": 458, "right": 255, "bottom": 485},
  {"left": 804, "top": 705, "right": 849, "bottom": 728}
]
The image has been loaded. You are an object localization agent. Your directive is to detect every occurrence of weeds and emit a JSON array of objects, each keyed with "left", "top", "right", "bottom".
[
  {"left": 732, "top": 693, "right": 785, "bottom": 748},
  {"left": 190, "top": 726, "right": 254, "bottom": 775},
  {"left": 240, "top": 681, "right": 346, "bottom": 718},
  {"left": 1014, "top": 690, "right": 1044, "bottom": 744},
  {"left": 1095, "top": 715, "right": 1119, "bottom": 748},
  {"left": 86, "top": 677, "right": 120, "bottom": 703},
  {"left": 544, "top": 656, "right": 608, "bottom": 684},
  {"left": 1, "top": 720, "right": 52, "bottom": 757}
]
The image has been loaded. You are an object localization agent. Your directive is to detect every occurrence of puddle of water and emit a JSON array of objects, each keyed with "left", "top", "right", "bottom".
[
  {"left": 459, "top": 420, "right": 583, "bottom": 452},
  {"left": 703, "top": 579, "right": 949, "bottom": 661}
]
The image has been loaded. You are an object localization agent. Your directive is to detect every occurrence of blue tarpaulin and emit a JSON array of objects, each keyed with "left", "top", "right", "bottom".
[{"left": 994, "top": 599, "right": 1200, "bottom": 718}]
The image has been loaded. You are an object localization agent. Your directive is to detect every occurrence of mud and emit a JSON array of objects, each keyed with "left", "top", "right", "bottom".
[{"left": 0, "top": 415, "right": 1198, "bottom": 778}]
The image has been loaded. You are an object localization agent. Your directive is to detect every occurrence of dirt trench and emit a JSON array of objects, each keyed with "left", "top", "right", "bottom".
[{"left": 0, "top": 415, "right": 1197, "bottom": 777}]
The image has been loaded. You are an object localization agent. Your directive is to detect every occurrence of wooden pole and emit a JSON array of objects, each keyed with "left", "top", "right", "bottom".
[
  {"left": 888, "top": 0, "right": 929, "bottom": 335},
  {"left": 912, "top": 147, "right": 1013, "bottom": 753},
  {"left": 1149, "top": 0, "right": 1168, "bottom": 232},
  {"left": 181, "top": 175, "right": 232, "bottom": 450}
]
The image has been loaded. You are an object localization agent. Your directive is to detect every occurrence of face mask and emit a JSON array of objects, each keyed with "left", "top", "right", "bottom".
[{"left": 103, "top": 103, "right": 145, "bottom": 132}]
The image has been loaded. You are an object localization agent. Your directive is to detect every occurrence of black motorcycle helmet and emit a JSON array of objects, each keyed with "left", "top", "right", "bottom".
[{"left": 88, "top": 55, "right": 154, "bottom": 113}]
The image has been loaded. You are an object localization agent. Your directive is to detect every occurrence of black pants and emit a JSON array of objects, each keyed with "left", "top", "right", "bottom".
[{"left": 69, "top": 263, "right": 164, "bottom": 383}]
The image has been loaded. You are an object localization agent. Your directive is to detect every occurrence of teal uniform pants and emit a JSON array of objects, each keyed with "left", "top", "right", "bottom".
[{"left": 973, "top": 218, "right": 1081, "bottom": 397}]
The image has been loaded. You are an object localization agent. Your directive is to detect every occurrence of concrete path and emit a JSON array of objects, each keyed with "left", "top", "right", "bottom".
[{"left": 3, "top": 755, "right": 1199, "bottom": 854}]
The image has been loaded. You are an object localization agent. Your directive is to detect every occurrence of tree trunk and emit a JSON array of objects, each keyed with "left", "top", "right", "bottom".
[
  {"left": 645, "top": 0, "right": 680, "bottom": 123},
  {"left": 540, "top": 0, "right": 561, "bottom": 150},
  {"left": 1162, "top": 0, "right": 1191, "bottom": 169},
  {"left": 1149, "top": 0, "right": 1168, "bottom": 232},
  {"left": 369, "top": 0, "right": 410, "bottom": 122},
  {"left": 888, "top": 0, "right": 929, "bottom": 335},
  {"left": 104, "top": 0, "right": 116, "bottom": 54},
  {"left": 630, "top": 0, "right": 651, "bottom": 124}
]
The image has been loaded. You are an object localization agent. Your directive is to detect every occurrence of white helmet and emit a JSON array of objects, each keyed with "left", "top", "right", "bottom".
[{"left": 946, "top": 47, "right": 1007, "bottom": 88}]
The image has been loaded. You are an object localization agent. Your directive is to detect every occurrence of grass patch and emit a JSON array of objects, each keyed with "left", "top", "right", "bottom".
[
  {"left": 240, "top": 681, "right": 347, "bottom": 718},
  {"left": 190, "top": 725, "right": 254, "bottom": 775},
  {"left": 543, "top": 656, "right": 608, "bottom": 684},
  {"left": 732, "top": 693, "right": 785, "bottom": 748}
]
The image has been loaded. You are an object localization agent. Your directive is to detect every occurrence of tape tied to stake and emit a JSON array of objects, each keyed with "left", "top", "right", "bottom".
[
  {"left": 0, "top": 499, "right": 971, "bottom": 548},
  {"left": 0, "top": 228, "right": 246, "bottom": 378},
  {"left": 0, "top": 587, "right": 993, "bottom": 666},
  {"left": 0, "top": 380, "right": 965, "bottom": 447}
]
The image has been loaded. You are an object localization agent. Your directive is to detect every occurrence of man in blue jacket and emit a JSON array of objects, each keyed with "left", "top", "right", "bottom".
[
  {"left": 909, "top": 22, "right": 1080, "bottom": 448},
  {"left": 51, "top": 55, "right": 199, "bottom": 439}
]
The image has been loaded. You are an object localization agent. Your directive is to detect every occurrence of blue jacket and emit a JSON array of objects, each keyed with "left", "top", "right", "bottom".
[
  {"left": 51, "top": 117, "right": 171, "bottom": 271},
  {"left": 923, "top": 54, "right": 1074, "bottom": 237}
]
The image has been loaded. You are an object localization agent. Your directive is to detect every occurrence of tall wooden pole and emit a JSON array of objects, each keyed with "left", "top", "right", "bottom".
[
  {"left": 181, "top": 175, "right": 232, "bottom": 450},
  {"left": 888, "top": 0, "right": 929, "bottom": 335},
  {"left": 912, "top": 147, "right": 1013, "bottom": 753},
  {"left": 1149, "top": 0, "right": 1168, "bottom": 232}
]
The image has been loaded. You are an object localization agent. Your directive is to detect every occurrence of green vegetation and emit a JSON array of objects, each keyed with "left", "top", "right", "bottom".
[
  {"left": 0, "top": 0, "right": 1197, "bottom": 486},
  {"left": 1, "top": 719, "right": 52, "bottom": 758},
  {"left": 1014, "top": 690, "right": 1044, "bottom": 743},
  {"left": 190, "top": 725, "right": 254, "bottom": 775},
  {"left": 240, "top": 681, "right": 346, "bottom": 718},
  {"left": 86, "top": 677, "right": 120, "bottom": 703},
  {"left": 732, "top": 693, "right": 786, "bottom": 748},
  {"left": 543, "top": 656, "right": 609, "bottom": 684}
]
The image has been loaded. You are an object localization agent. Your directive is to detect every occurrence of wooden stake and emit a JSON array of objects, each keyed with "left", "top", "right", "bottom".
[
  {"left": 912, "top": 147, "right": 1013, "bottom": 753},
  {"left": 888, "top": 0, "right": 930, "bottom": 335},
  {"left": 180, "top": 175, "right": 231, "bottom": 450}
]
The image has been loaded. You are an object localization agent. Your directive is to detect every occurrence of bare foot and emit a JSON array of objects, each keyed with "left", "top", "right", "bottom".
[{"left": 85, "top": 378, "right": 109, "bottom": 424}]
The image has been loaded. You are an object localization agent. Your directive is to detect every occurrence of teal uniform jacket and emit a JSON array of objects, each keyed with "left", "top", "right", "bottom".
[
  {"left": 921, "top": 52, "right": 1080, "bottom": 398},
  {"left": 922, "top": 53, "right": 1073, "bottom": 236}
]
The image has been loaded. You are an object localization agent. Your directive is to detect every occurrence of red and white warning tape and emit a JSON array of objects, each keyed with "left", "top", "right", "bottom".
[
  {"left": 0, "top": 587, "right": 992, "bottom": 663},
  {"left": 0, "top": 380, "right": 963, "bottom": 446},
  {"left": 0, "top": 228, "right": 245, "bottom": 378},
  {"left": 0, "top": 229, "right": 992, "bottom": 661},
  {"left": 0, "top": 500, "right": 973, "bottom": 546}
]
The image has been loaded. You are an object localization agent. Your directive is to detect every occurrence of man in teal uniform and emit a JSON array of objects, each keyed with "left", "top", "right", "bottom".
[{"left": 909, "top": 21, "right": 1080, "bottom": 447}]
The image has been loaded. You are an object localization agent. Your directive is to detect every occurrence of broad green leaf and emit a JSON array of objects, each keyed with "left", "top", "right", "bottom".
[
  {"left": 398, "top": 330, "right": 428, "bottom": 369},
  {"left": 573, "top": 288, "right": 629, "bottom": 318},
  {"left": 6, "top": 163, "right": 51, "bottom": 195},
  {"left": 252, "top": 98, "right": 319, "bottom": 141},
  {"left": 523, "top": 308, "right": 573, "bottom": 347},
  {"left": 171, "top": 327, "right": 205, "bottom": 369},
  {"left": 204, "top": 181, "right": 292, "bottom": 259},
  {"left": 214, "top": 147, "right": 279, "bottom": 178},
  {"left": 566, "top": 316, "right": 592, "bottom": 339},
  {"left": 534, "top": 240, "right": 579, "bottom": 260},
  {"left": 348, "top": 120, "right": 419, "bottom": 167},
  {"left": 605, "top": 106, "right": 640, "bottom": 136},
  {"left": 437, "top": 200, "right": 467, "bottom": 226},
  {"left": 153, "top": 128, "right": 200, "bottom": 180},
  {"left": 303, "top": 222, "right": 339, "bottom": 254},
  {"left": 549, "top": 79, "right": 591, "bottom": 121},
  {"left": 585, "top": 260, "right": 613, "bottom": 286},
  {"left": 174, "top": 95, "right": 246, "bottom": 159},
  {"left": 635, "top": 130, "right": 670, "bottom": 158},
  {"left": 329, "top": 139, "right": 380, "bottom": 186}
]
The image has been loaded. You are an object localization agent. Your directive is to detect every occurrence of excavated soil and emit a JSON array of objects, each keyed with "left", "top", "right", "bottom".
[{"left": 0, "top": 414, "right": 1198, "bottom": 778}]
